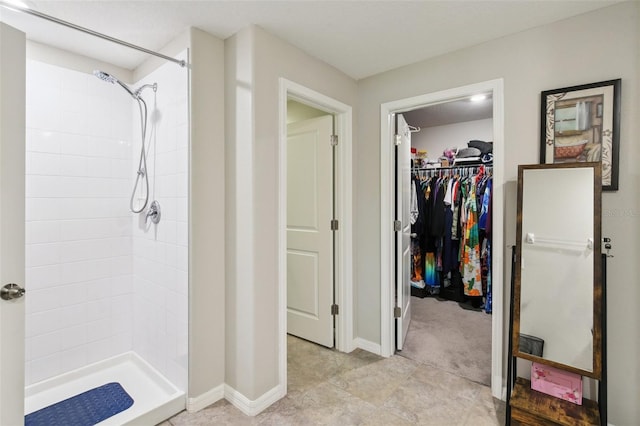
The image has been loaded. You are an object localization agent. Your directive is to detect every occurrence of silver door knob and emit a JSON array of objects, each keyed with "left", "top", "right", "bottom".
[{"left": 1, "top": 283, "right": 26, "bottom": 301}]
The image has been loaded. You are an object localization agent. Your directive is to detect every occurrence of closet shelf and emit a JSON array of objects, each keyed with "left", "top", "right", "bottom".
[{"left": 412, "top": 162, "right": 492, "bottom": 172}]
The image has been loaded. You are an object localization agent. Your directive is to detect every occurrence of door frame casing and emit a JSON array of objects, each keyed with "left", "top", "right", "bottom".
[
  {"left": 278, "top": 78, "right": 354, "bottom": 393},
  {"left": 379, "top": 79, "right": 506, "bottom": 400}
]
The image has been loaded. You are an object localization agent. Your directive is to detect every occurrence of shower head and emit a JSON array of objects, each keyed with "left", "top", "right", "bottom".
[
  {"left": 93, "top": 69, "right": 137, "bottom": 99},
  {"left": 93, "top": 70, "right": 117, "bottom": 84}
]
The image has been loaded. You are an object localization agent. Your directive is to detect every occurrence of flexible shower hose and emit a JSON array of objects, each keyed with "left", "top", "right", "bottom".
[{"left": 130, "top": 97, "right": 150, "bottom": 213}]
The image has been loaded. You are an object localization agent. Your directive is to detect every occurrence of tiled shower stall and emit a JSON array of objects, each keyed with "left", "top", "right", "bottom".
[{"left": 24, "top": 52, "right": 188, "bottom": 423}]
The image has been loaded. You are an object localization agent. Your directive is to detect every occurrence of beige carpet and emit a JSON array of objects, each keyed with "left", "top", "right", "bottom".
[{"left": 397, "top": 296, "right": 492, "bottom": 386}]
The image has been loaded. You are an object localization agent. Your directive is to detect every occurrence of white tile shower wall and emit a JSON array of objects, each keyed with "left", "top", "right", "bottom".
[
  {"left": 25, "top": 60, "right": 134, "bottom": 385},
  {"left": 131, "top": 53, "right": 189, "bottom": 392}
]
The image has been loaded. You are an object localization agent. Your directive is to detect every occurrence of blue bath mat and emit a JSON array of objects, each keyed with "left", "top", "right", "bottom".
[{"left": 25, "top": 382, "right": 134, "bottom": 426}]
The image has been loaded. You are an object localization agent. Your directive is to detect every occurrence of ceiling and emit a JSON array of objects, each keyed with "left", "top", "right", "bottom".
[
  {"left": 403, "top": 95, "right": 493, "bottom": 129},
  {"left": 0, "top": 0, "right": 621, "bottom": 80}
]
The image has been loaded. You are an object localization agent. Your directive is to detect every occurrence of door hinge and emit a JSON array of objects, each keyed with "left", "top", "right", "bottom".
[
  {"left": 330, "top": 135, "right": 338, "bottom": 146},
  {"left": 331, "top": 219, "right": 339, "bottom": 231},
  {"left": 394, "top": 134, "right": 401, "bottom": 146},
  {"left": 331, "top": 304, "right": 339, "bottom": 316},
  {"left": 394, "top": 220, "right": 402, "bottom": 232},
  {"left": 394, "top": 306, "right": 401, "bottom": 318}
]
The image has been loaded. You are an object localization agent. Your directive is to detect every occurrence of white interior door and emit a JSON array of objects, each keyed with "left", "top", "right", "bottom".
[
  {"left": 287, "top": 115, "right": 334, "bottom": 347},
  {"left": 395, "top": 114, "right": 411, "bottom": 350},
  {"left": 0, "top": 22, "right": 26, "bottom": 425}
]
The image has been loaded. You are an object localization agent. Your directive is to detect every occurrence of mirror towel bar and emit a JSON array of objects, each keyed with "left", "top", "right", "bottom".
[{"left": 525, "top": 233, "right": 594, "bottom": 249}]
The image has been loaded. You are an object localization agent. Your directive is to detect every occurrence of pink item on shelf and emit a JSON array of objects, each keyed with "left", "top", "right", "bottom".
[{"left": 531, "top": 362, "right": 583, "bottom": 405}]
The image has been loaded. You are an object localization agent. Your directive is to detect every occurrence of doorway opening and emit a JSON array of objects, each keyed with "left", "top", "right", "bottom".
[
  {"left": 397, "top": 98, "right": 494, "bottom": 386},
  {"left": 278, "top": 79, "right": 354, "bottom": 394},
  {"left": 380, "top": 79, "right": 505, "bottom": 399}
]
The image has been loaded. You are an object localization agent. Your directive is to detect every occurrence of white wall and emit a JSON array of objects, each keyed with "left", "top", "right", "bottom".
[
  {"left": 356, "top": 3, "right": 639, "bottom": 424},
  {"left": 25, "top": 59, "right": 134, "bottom": 385},
  {"left": 131, "top": 51, "right": 189, "bottom": 392},
  {"left": 225, "top": 25, "right": 357, "bottom": 402},
  {"left": 411, "top": 118, "right": 493, "bottom": 160},
  {"left": 27, "top": 40, "right": 133, "bottom": 84},
  {"left": 187, "top": 27, "right": 226, "bottom": 402}
]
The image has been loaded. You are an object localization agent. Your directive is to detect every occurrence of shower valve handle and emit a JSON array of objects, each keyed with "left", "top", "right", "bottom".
[{"left": 146, "top": 200, "right": 161, "bottom": 224}]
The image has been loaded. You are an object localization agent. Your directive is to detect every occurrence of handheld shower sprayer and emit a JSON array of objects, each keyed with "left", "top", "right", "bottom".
[
  {"left": 93, "top": 69, "right": 158, "bottom": 214},
  {"left": 93, "top": 70, "right": 117, "bottom": 84}
]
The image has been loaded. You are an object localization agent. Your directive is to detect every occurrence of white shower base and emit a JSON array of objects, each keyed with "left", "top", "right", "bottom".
[{"left": 25, "top": 352, "right": 185, "bottom": 425}]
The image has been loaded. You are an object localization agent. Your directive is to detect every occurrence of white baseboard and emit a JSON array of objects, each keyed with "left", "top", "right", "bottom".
[
  {"left": 494, "top": 374, "right": 506, "bottom": 401},
  {"left": 186, "top": 382, "right": 285, "bottom": 416},
  {"left": 224, "top": 384, "right": 285, "bottom": 416},
  {"left": 186, "top": 384, "right": 225, "bottom": 412},
  {"left": 353, "top": 337, "right": 382, "bottom": 356}
]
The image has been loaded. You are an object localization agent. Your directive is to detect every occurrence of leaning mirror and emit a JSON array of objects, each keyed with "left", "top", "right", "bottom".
[{"left": 513, "top": 162, "right": 602, "bottom": 379}]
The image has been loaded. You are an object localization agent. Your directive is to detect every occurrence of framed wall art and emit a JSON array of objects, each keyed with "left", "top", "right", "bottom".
[{"left": 540, "top": 79, "right": 621, "bottom": 191}]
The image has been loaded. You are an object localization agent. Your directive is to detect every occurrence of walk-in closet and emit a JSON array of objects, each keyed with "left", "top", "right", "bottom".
[{"left": 397, "top": 95, "right": 494, "bottom": 386}]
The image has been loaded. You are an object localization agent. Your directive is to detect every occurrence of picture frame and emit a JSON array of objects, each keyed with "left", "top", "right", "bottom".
[{"left": 540, "top": 79, "right": 621, "bottom": 191}]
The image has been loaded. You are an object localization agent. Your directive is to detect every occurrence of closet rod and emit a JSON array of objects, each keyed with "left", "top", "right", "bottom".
[{"left": 412, "top": 164, "right": 493, "bottom": 171}]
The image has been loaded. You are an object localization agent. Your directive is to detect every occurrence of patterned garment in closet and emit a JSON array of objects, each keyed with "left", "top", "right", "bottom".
[
  {"left": 410, "top": 239, "right": 425, "bottom": 288},
  {"left": 461, "top": 180, "right": 483, "bottom": 296},
  {"left": 424, "top": 252, "right": 439, "bottom": 287},
  {"left": 479, "top": 178, "right": 492, "bottom": 231}
]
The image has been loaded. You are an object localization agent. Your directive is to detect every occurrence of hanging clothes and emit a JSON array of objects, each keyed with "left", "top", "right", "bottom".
[
  {"left": 441, "top": 175, "right": 459, "bottom": 274},
  {"left": 409, "top": 165, "right": 492, "bottom": 303},
  {"left": 481, "top": 238, "right": 489, "bottom": 296},
  {"left": 424, "top": 252, "right": 439, "bottom": 288},
  {"left": 441, "top": 206, "right": 458, "bottom": 274},
  {"left": 410, "top": 180, "right": 419, "bottom": 226},
  {"left": 478, "top": 177, "right": 492, "bottom": 231},
  {"left": 484, "top": 239, "right": 493, "bottom": 314},
  {"left": 460, "top": 176, "right": 483, "bottom": 297},
  {"left": 410, "top": 240, "right": 425, "bottom": 288},
  {"left": 410, "top": 176, "right": 427, "bottom": 288},
  {"left": 428, "top": 177, "right": 446, "bottom": 242}
]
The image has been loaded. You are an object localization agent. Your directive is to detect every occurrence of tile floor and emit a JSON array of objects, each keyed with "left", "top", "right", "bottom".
[{"left": 161, "top": 335, "right": 505, "bottom": 425}]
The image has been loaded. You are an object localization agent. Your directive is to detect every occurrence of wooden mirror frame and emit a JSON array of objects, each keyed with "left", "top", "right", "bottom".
[{"left": 513, "top": 162, "right": 602, "bottom": 379}]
